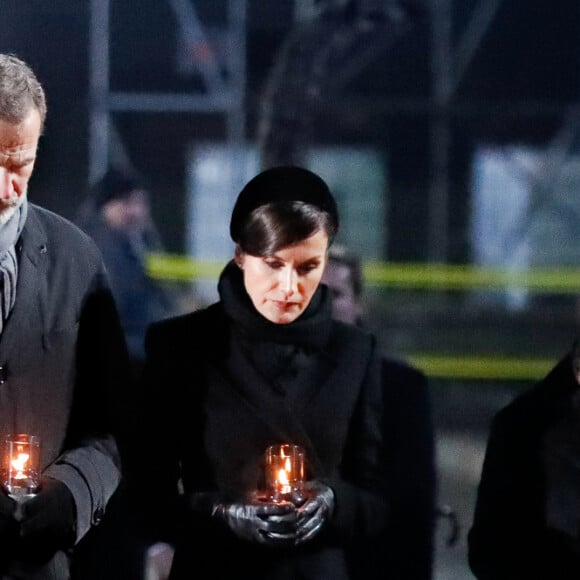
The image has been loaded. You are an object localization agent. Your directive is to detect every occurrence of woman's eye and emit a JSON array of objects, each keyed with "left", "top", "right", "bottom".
[{"left": 298, "top": 263, "right": 319, "bottom": 275}]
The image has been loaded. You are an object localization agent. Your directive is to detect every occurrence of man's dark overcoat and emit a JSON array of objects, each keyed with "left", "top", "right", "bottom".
[{"left": 0, "top": 204, "right": 129, "bottom": 579}]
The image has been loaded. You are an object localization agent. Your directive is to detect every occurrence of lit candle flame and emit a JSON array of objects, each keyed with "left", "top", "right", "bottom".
[
  {"left": 277, "top": 468, "right": 291, "bottom": 494},
  {"left": 11, "top": 452, "right": 30, "bottom": 480},
  {"left": 266, "top": 444, "right": 305, "bottom": 502}
]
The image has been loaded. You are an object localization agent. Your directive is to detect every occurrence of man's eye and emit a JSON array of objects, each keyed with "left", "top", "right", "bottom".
[{"left": 12, "top": 163, "right": 32, "bottom": 176}]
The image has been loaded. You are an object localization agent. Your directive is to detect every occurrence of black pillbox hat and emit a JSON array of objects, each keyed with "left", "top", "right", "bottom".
[{"left": 229, "top": 166, "right": 339, "bottom": 242}]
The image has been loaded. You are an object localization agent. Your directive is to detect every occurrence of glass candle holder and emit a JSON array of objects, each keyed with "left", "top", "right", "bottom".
[
  {"left": 2, "top": 434, "right": 40, "bottom": 502},
  {"left": 265, "top": 444, "right": 305, "bottom": 503}
]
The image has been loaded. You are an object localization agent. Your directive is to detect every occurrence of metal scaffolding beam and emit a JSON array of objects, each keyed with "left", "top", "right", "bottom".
[
  {"left": 428, "top": 0, "right": 503, "bottom": 262},
  {"left": 88, "top": 0, "right": 246, "bottom": 182}
]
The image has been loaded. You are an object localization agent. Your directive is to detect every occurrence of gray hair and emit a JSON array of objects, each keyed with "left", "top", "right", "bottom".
[{"left": 0, "top": 53, "right": 46, "bottom": 129}]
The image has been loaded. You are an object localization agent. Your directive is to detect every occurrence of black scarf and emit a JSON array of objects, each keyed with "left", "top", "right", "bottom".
[
  {"left": 218, "top": 260, "right": 332, "bottom": 350},
  {"left": 218, "top": 260, "right": 333, "bottom": 390}
]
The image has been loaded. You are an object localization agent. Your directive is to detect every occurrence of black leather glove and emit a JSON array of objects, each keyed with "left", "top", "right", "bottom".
[
  {"left": 18, "top": 477, "right": 76, "bottom": 560},
  {"left": 0, "top": 488, "right": 18, "bottom": 535},
  {"left": 190, "top": 492, "right": 298, "bottom": 546},
  {"left": 0, "top": 489, "right": 19, "bottom": 569},
  {"left": 295, "top": 481, "right": 335, "bottom": 545}
]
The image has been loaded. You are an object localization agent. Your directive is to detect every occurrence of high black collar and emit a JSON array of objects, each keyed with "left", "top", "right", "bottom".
[{"left": 218, "top": 260, "right": 332, "bottom": 350}]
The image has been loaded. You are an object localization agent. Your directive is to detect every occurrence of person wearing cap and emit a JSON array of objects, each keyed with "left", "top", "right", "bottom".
[
  {"left": 77, "top": 168, "right": 176, "bottom": 374},
  {"left": 123, "top": 166, "right": 397, "bottom": 579}
]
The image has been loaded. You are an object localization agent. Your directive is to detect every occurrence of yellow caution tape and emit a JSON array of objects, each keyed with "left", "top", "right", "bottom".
[
  {"left": 407, "top": 353, "right": 556, "bottom": 381},
  {"left": 145, "top": 253, "right": 570, "bottom": 381},
  {"left": 146, "top": 253, "right": 580, "bottom": 293},
  {"left": 363, "top": 262, "right": 580, "bottom": 292}
]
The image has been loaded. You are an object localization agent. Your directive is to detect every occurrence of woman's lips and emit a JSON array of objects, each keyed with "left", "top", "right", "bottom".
[{"left": 272, "top": 300, "right": 297, "bottom": 310}]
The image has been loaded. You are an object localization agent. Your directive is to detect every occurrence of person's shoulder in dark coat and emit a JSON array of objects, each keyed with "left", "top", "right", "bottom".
[
  {"left": 468, "top": 351, "right": 580, "bottom": 580},
  {"left": 379, "top": 355, "right": 437, "bottom": 580}
]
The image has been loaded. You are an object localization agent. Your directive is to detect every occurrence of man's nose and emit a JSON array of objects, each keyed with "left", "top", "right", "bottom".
[{"left": 0, "top": 169, "right": 12, "bottom": 199}]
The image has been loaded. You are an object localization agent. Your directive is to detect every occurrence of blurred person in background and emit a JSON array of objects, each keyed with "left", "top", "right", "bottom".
[
  {"left": 469, "top": 339, "right": 580, "bottom": 579},
  {"left": 76, "top": 168, "right": 179, "bottom": 375},
  {"left": 0, "top": 53, "right": 129, "bottom": 578},
  {"left": 124, "top": 166, "right": 409, "bottom": 580},
  {"left": 74, "top": 168, "right": 188, "bottom": 579},
  {"left": 321, "top": 244, "right": 364, "bottom": 326},
  {"left": 322, "top": 244, "right": 437, "bottom": 579}
]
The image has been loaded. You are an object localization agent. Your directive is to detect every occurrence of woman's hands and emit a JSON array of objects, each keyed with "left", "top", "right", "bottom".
[
  {"left": 211, "top": 497, "right": 297, "bottom": 545},
  {"left": 294, "top": 481, "right": 335, "bottom": 545},
  {"left": 189, "top": 481, "right": 335, "bottom": 547}
]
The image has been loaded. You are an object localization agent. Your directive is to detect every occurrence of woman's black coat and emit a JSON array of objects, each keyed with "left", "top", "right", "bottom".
[{"left": 128, "top": 279, "right": 433, "bottom": 579}]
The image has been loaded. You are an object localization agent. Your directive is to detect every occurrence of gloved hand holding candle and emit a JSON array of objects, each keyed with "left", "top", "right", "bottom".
[
  {"left": 190, "top": 444, "right": 334, "bottom": 547},
  {"left": 264, "top": 445, "right": 334, "bottom": 543},
  {"left": 294, "top": 480, "right": 335, "bottom": 544}
]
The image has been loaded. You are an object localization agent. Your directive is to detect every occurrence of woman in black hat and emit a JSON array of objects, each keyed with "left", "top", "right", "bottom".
[{"left": 125, "top": 166, "right": 394, "bottom": 580}]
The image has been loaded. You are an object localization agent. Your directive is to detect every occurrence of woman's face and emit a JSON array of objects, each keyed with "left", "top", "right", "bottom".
[{"left": 236, "top": 230, "right": 329, "bottom": 324}]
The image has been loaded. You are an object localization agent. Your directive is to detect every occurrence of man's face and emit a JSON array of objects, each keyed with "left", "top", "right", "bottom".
[{"left": 0, "top": 109, "right": 41, "bottom": 223}]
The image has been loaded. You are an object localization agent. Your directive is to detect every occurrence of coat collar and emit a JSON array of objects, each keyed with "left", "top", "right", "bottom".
[{"left": 0, "top": 205, "right": 48, "bottom": 352}]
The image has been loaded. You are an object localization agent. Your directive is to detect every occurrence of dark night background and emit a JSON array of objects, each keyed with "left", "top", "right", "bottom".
[
  {"left": 2, "top": 3, "right": 579, "bottom": 578},
  {"left": 1, "top": 0, "right": 578, "bottom": 262}
]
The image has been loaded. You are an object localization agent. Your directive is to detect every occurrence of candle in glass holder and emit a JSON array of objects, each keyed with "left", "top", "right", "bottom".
[
  {"left": 265, "top": 444, "right": 305, "bottom": 503},
  {"left": 2, "top": 434, "right": 40, "bottom": 501}
]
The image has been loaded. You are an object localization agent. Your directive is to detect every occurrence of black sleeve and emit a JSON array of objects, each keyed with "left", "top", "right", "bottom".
[
  {"left": 468, "top": 402, "right": 547, "bottom": 580},
  {"left": 122, "top": 319, "right": 185, "bottom": 545},
  {"left": 381, "top": 359, "right": 437, "bottom": 580}
]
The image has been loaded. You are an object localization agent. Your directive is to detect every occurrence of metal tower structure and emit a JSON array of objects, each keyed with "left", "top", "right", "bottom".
[
  {"left": 258, "top": 0, "right": 507, "bottom": 262},
  {"left": 88, "top": 0, "right": 247, "bottom": 183}
]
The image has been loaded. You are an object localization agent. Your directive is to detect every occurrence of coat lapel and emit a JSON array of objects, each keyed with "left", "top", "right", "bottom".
[
  {"left": 0, "top": 207, "right": 45, "bottom": 357},
  {"left": 224, "top": 335, "right": 302, "bottom": 443},
  {"left": 212, "top": 322, "right": 373, "bottom": 478}
]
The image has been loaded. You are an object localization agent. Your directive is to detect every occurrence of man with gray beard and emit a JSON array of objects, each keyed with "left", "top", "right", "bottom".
[{"left": 0, "top": 53, "right": 130, "bottom": 579}]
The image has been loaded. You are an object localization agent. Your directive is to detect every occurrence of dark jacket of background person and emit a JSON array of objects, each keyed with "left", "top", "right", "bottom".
[
  {"left": 374, "top": 357, "right": 435, "bottom": 579},
  {"left": 126, "top": 261, "right": 392, "bottom": 580},
  {"left": 0, "top": 204, "right": 130, "bottom": 579},
  {"left": 468, "top": 343, "right": 580, "bottom": 579},
  {"left": 76, "top": 169, "right": 176, "bottom": 372},
  {"left": 322, "top": 245, "right": 437, "bottom": 579}
]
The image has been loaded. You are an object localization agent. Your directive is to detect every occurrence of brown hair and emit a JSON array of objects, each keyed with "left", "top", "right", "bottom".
[{"left": 237, "top": 200, "right": 337, "bottom": 256}]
